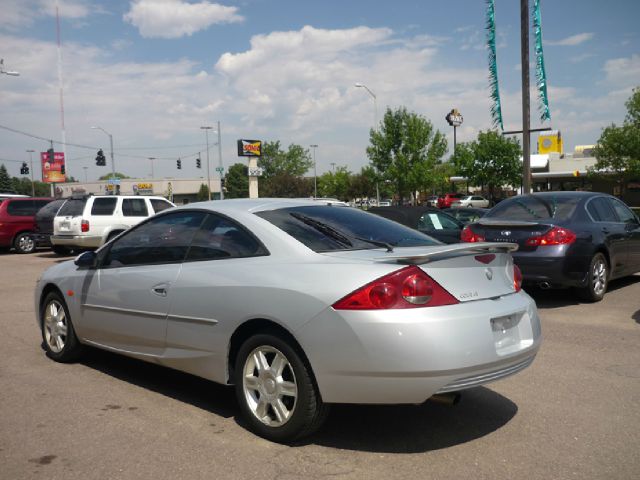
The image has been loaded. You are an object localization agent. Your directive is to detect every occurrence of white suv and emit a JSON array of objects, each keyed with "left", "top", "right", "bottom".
[{"left": 51, "top": 195, "right": 174, "bottom": 251}]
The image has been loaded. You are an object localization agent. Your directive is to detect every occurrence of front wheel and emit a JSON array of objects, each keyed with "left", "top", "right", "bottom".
[
  {"left": 234, "top": 333, "right": 329, "bottom": 442},
  {"left": 41, "top": 292, "right": 84, "bottom": 362},
  {"left": 14, "top": 232, "right": 36, "bottom": 254},
  {"left": 577, "top": 253, "right": 608, "bottom": 302}
]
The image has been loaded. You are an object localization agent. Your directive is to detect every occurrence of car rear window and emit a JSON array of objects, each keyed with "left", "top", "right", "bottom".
[
  {"left": 58, "top": 198, "right": 87, "bottom": 216},
  {"left": 256, "top": 205, "right": 439, "bottom": 252},
  {"left": 122, "top": 198, "right": 149, "bottom": 217},
  {"left": 91, "top": 197, "right": 118, "bottom": 216},
  {"left": 6, "top": 199, "right": 51, "bottom": 216},
  {"left": 487, "top": 195, "right": 580, "bottom": 221}
]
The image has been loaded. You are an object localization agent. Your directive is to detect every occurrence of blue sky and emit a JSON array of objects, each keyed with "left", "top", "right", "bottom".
[{"left": 1, "top": 0, "right": 638, "bottom": 182}]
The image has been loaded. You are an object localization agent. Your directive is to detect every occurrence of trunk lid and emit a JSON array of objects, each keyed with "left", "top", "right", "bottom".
[{"left": 473, "top": 219, "right": 554, "bottom": 252}]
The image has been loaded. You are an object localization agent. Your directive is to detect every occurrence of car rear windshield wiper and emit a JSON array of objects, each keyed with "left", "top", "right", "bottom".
[
  {"left": 290, "top": 212, "right": 353, "bottom": 247},
  {"left": 289, "top": 213, "right": 393, "bottom": 252}
]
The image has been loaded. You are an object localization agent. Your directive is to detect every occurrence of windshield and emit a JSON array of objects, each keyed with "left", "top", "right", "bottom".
[
  {"left": 256, "top": 206, "right": 439, "bottom": 252},
  {"left": 487, "top": 195, "right": 580, "bottom": 221}
]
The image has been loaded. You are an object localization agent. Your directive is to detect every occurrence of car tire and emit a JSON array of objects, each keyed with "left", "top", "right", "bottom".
[
  {"left": 234, "top": 333, "right": 329, "bottom": 442},
  {"left": 577, "top": 253, "right": 608, "bottom": 302},
  {"left": 40, "top": 291, "right": 84, "bottom": 362},
  {"left": 13, "top": 232, "right": 36, "bottom": 254}
]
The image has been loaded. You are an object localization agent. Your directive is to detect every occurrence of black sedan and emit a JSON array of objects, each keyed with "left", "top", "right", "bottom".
[
  {"left": 444, "top": 207, "right": 489, "bottom": 225},
  {"left": 461, "top": 191, "right": 640, "bottom": 301},
  {"left": 368, "top": 206, "right": 463, "bottom": 244}
]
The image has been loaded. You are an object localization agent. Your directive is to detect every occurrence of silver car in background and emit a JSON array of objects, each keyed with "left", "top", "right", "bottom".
[{"left": 35, "top": 199, "right": 541, "bottom": 442}]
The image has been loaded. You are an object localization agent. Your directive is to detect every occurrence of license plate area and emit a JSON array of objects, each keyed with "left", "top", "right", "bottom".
[
  {"left": 60, "top": 221, "right": 71, "bottom": 231},
  {"left": 490, "top": 312, "right": 523, "bottom": 354}
]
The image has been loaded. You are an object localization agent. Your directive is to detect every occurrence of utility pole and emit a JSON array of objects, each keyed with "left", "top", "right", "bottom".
[
  {"left": 201, "top": 126, "right": 213, "bottom": 200},
  {"left": 217, "top": 120, "right": 224, "bottom": 200},
  {"left": 26, "top": 150, "right": 35, "bottom": 196},
  {"left": 520, "top": 0, "right": 531, "bottom": 194}
]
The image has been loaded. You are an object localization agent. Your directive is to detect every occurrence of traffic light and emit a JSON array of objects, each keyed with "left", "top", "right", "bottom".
[
  {"left": 221, "top": 178, "right": 226, "bottom": 190},
  {"left": 177, "top": 159, "right": 182, "bottom": 169},
  {"left": 20, "top": 162, "right": 29, "bottom": 175},
  {"left": 60, "top": 164, "right": 65, "bottom": 175},
  {"left": 47, "top": 148, "right": 55, "bottom": 162},
  {"left": 196, "top": 158, "right": 201, "bottom": 169},
  {"left": 95, "top": 149, "right": 106, "bottom": 166}
]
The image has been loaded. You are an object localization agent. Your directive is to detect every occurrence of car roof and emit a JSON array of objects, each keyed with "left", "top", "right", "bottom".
[{"left": 173, "top": 198, "right": 349, "bottom": 214}]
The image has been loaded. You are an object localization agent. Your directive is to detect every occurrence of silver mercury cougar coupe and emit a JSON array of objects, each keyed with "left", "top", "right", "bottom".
[{"left": 35, "top": 198, "right": 541, "bottom": 442}]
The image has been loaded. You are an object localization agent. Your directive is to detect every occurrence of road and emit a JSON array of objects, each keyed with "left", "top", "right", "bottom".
[{"left": 1, "top": 252, "right": 638, "bottom": 480}]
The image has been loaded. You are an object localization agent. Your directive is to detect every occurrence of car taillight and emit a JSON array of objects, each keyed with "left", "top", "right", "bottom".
[
  {"left": 461, "top": 225, "right": 485, "bottom": 243},
  {"left": 81, "top": 219, "right": 90, "bottom": 232},
  {"left": 525, "top": 226, "right": 576, "bottom": 246},
  {"left": 513, "top": 264, "right": 523, "bottom": 292},
  {"left": 332, "top": 265, "right": 459, "bottom": 310}
]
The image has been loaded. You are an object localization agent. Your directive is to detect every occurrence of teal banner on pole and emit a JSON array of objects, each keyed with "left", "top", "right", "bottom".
[
  {"left": 485, "top": 0, "right": 503, "bottom": 130},
  {"left": 533, "top": 0, "right": 551, "bottom": 122}
]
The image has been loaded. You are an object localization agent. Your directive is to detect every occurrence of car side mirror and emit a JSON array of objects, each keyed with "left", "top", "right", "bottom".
[{"left": 74, "top": 251, "right": 97, "bottom": 268}]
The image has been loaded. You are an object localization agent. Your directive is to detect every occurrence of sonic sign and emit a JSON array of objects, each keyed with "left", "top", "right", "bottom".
[{"left": 237, "top": 139, "right": 262, "bottom": 157}]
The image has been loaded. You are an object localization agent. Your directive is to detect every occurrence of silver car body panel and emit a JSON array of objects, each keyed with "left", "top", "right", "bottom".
[{"left": 35, "top": 198, "right": 541, "bottom": 405}]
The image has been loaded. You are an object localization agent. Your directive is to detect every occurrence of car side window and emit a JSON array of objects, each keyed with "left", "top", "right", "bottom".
[
  {"left": 608, "top": 198, "right": 637, "bottom": 224},
  {"left": 6, "top": 200, "right": 33, "bottom": 216},
  {"left": 186, "top": 214, "right": 267, "bottom": 261},
  {"left": 122, "top": 198, "right": 149, "bottom": 217},
  {"left": 587, "top": 198, "right": 618, "bottom": 222},
  {"left": 91, "top": 198, "right": 117, "bottom": 216},
  {"left": 150, "top": 199, "right": 173, "bottom": 213},
  {"left": 102, "top": 211, "right": 207, "bottom": 267}
]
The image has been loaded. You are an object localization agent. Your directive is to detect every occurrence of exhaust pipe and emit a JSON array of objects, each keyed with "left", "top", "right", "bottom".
[
  {"left": 429, "top": 392, "right": 461, "bottom": 406},
  {"left": 538, "top": 282, "right": 551, "bottom": 290}
]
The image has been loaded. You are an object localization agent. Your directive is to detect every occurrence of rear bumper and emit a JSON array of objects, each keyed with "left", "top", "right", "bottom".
[
  {"left": 513, "top": 247, "right": 591, "bottom": 288},
  {"left": 295, "top": 291, "right": 541, "bottom": 404},
  {"left": 51, "top": 234, "right": 102, "bottom": 248}
]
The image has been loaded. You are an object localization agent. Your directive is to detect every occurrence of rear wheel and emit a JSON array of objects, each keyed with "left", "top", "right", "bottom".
[
  {"left": 14, "top": 232, "right": 36, "bottom": 254},
  {"left": 41, "top": 292, "right": 84, "bottom": 362},
  {"left": 234, "top": 333, "right": 329, "bottom": 442},
  {"left": 577, "top": 253, "right": 608, "bottom": 302}
]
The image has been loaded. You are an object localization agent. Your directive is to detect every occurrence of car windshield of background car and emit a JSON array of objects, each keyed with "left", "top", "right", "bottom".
[
  {"left": 487, "top": 195, "right": 579, "bottom": 221},
  {"left": 256, "top": 206, "right": 439, "bottom": 252}
]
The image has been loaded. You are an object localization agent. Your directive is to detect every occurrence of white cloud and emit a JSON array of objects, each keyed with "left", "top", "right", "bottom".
[
  {"left": 547, "top": 32, "right": 594, "bottom": 46},
  {"left": 603, "top": 54, "right": 640, "bottom": 88},
  {"left": 123, "top": 0, "right": 243, "bottom": 39},
  {"left": 0, "top": 0, "right": 93, "bottom": 30}
]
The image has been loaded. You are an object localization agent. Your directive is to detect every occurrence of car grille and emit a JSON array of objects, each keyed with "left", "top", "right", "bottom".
[{"left": 436, "top": 355, "right": 535, "bottom": 393}]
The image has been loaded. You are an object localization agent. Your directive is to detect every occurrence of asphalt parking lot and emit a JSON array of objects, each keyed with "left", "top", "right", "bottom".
[{"left": 1, "top": 252, "right": 638, "bottom": 480}]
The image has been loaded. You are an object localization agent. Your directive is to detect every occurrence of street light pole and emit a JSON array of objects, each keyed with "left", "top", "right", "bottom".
[
  {"left": 355, "top": 82, "right": 380, "bottom": 205},
  {"left": 26, "top": 149, "right": 35, "bottom": 196},
  {"left": 201, "top": 126, "right": 213, "bottom": 200},
  {"left": 217, "top": 121, "right": 224, "bottom": 200},
  {"left": 310, "top": 144, "right": 318, "bottom": 198},
  {"left": 520, "top": 0, "right": 532, "bottom": 194}
]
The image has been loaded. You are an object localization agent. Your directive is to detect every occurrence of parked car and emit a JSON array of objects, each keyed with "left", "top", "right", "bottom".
[
  {"left": 51, "top": 194, "right": 175, "bottom": 251},
  {"left": 437, "top": 193, "right": 465, "bottom": 209},
  {"left": 33, "top": 199, "right": 67, "bottom": 253},
  {"left": 426, "top": 195, "right": 440, "bottom": 207},
  {"left": 368, "top": 206, "right": 464, "bottom": 244},
  {"left": 458, "top": 195, "right": 490, "bottom": 208},
  {"left": 445, "top": 207, "right": 489, "bottom": 225},
  {"left": 36, "top": 198, "right": 541, "bottom": 442},
  {"left": 461, "top": 191, "right": 640, "bottom": 301},
  {"left": 0, "top": 197, "right": 55, "bottom": 253}
]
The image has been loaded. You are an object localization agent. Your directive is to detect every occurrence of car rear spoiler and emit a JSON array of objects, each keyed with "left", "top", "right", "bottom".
[{"left": 373, "top": 242, "right": 518, "bottom": 265}]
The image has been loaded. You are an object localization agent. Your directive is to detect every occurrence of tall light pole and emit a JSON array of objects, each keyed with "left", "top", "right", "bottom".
[
  {"left": 26, "top": 149, "right": 35, "bottom": 196},
  {"left": 355, "top": 82, "right": 380, "bottom": 205},
  {"left": 310, "top": 144, "right": 318, "bottom": 198},
  {"left": 217, "top": 121, "right": 224, "bottom": 200},
  {"left": 200, "top": 126, "right": 214, "bottom": 200},
  {"left": 91, "top": 126, "right": 116, "bottom": 181}
]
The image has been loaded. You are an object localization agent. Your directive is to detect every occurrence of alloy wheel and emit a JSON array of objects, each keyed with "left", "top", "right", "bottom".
[
  {"left": 591, "top": 257, "right": 607, "bottom": 297},
  {"left": 242, "top": 346, "right": 298, "bottom": 427},
  {"left": 43, "top": 300, "right": 68, "bottom": 353}
]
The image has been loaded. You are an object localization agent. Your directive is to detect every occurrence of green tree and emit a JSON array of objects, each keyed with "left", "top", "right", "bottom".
[
  {"left": 0, "top": 165, "right": 13, "bottom": 192},
  {"left": 367, "top": 107, "right": 448, "bottom": 204},
  {"left": 453, "top": 130, "right": 522, "bottom": 201},
  {"left": 225, "top": 163, "right": 249, "bottom": 199},
  {"left": 260, "top": 173, "right": 313, "bottom": 198},
  {"left": 347, "top": 165, "right": 378, "bottom": 201},
  {"left": 98, "top": 172, "right": 130, "bottom": 180},
  {"left": 590, "top": 87, "right": 640, "bottom": 196},
  {"left": 197, "top": 183, "right": 210, "bottom": 201},
  {"left": 259, "top": 141, "right": 314, "bottom": 178},
  {"left": 318, "top": 167, "right": 351, "bottom": 200}
]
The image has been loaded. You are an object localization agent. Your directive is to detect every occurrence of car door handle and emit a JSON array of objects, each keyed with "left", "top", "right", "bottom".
[
  {"left": 152, "top": 286, "right": 167, "bottom": 297},
  {"left": 601, "top": 227, "right": 610, "bottom": 234}
]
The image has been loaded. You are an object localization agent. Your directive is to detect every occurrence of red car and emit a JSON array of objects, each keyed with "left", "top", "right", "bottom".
[
  {"left": 0, "top": 197, "right": 55, "bottom": 253},
  {"left": 437, "top": 193, "right": 465, "bottom": 209}
]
